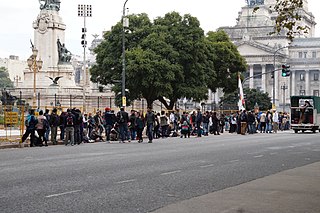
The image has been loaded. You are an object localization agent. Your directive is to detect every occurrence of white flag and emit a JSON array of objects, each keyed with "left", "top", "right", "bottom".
[{"left": 238, "top": 74, "right": 245, "bottom": 111}]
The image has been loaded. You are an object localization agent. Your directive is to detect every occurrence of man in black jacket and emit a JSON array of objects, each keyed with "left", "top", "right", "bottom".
[{"left": 117, "top": 107, "right": 129, "bottom": 143}]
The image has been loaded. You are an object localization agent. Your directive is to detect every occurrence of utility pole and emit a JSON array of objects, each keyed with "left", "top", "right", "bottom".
[{"left": 281, "top": 83, "right": 288, "bottom": 113}]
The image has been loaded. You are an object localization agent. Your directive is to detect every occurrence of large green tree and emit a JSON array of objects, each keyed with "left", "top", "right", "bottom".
[
  {"left": 91, "top": 12, "right": 247, "bottom": 110},
  {"left": 220, "top": 88, "right": 272, "bottom": 111},
  {"left": 206, "top": 30, "right": 247, "bottom": 93}
]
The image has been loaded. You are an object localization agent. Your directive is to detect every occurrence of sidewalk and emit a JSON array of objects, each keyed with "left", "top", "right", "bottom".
[{"left": 153, "top": 162, "right": 320, "bottom": 213}]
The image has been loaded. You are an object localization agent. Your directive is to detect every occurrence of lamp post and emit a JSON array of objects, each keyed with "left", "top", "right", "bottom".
[
  {"left": 78, "top": 4, "right": 92, "bottom": 112},
  {"left": 273, "top": 46, "right": 289, "bottom": 107},
  {"left": 281, "top": 83, "right": 288, "bottom": 113},
  {"left": 122, "top": 0, "right": 129, "bottom": 107},
  {"left": 27, "top": 47, "right": 43, "bottom": 109}
]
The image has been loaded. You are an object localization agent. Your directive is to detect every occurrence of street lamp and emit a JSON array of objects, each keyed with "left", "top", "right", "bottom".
[
  {"left": 27, "top": 47, "right": 43, "bottom": 109},
  {"left": 78, "top": 4, "right": 92, "bottom": 112},
  {"left": 273, "top": 45, "right": 289, "bottom": 107},
  {"left": 122, "top": 0, "right": 129, "bottom": 107}
]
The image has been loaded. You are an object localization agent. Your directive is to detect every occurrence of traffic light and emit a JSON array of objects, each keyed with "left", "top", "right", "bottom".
[{"left": 281, "top": 64, "right": 290, "bottom": 77}]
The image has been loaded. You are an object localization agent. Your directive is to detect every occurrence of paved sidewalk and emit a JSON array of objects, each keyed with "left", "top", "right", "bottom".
[{"left": 152, "top": 162, "right": 320, "bottom": 213}]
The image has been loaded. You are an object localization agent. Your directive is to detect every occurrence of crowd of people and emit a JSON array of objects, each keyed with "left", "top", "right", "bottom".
[{"left": 21, "top": 106, "right": 291, "bottom": 147}]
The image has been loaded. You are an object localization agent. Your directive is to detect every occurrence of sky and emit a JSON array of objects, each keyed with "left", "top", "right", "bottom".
[{"left": 1, "top": 0, "right": 320, "bottom": 60}]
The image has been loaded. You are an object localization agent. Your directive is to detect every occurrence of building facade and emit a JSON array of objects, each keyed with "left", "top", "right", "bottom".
[{"left": 220, "top": 0, "right": 319, "bottom": 112}]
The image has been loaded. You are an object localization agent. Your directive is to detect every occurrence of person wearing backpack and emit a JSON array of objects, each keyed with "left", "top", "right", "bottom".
[
  {"left": 117, "top": 107, "right": 129, "bottom": 143},
  {"left": 36, "top": 110, "right": 49, "bottom": 146},
  {"left": 64, "top": 109, "right": 75, "bottom": 146},
  {"left": 22, "top": 109, "right": 38, "bottom": 147},
  {"left": 50, "top": 108, "right": 59, "bottom": 145},
  {"left": 160, "top": 111, "right": 168, "bottom": 138}
]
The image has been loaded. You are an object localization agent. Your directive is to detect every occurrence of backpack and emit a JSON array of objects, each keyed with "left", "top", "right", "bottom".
[
  {"left": 43, "top": 118, "right": 50, "bottom": 130},
  {"left": 25, "top": 118, "right": 30, "bottom": 127},
  {"left": 66, "top": 114, "right": 74, "bottom": 126}
]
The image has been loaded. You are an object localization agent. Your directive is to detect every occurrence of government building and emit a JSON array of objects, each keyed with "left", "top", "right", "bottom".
[{"left": 220, "top": 0, "right": 320, "bottom": 112}]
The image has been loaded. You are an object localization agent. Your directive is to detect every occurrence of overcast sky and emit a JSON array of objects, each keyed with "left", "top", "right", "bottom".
[{"left": 1, "top": 0, "right": 319, "bottom": 60}]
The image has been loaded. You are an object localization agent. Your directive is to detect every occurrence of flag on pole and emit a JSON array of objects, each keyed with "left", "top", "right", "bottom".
[{"left": 238, "top": 74, "right": 245, "bottom": 111}]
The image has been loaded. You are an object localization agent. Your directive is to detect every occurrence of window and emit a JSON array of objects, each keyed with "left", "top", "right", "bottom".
[
  {"left": 314, "top": 73, "right": 319, "bottom": 81},
  {"left": 314, "top": 90, "right": 319, "bottom": 97},
  {"left": 300, "top": 90, "right": 305, "bottom": 96},
  {"left": 304, "top": 52, "right": 307, "bottom": 58},
  {"left": 299, "top": 52, "right": 303, "bottom": 58},
  {"left": 312, "top": 51, "right": 317, "bottom": 58},
  {"left": 300, "top": 73, "right": 305, "bottom": 81}
]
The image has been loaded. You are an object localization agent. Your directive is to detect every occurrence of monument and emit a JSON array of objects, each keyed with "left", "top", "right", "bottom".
[{"left": 18, "top": 0, "right": 84, "bottom": 108}]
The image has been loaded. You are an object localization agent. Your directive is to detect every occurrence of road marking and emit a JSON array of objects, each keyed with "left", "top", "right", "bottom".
[
  {"left": 305, "top": 158, "right": 311, "bottom": 161},
  {"left": 254, "top": 155, "right": 264, "bottom": 158},
  {"left": 116, "top": 179, "right": 136, "bottom": 184},
  {"left": 270, "top": 152, "right": 278, "bottom": 155},
  {"left": 45, "top": 190, "right": 82, "bottom": 198},
  {"left": 229, "top": 160, "right": 240, "bottom": 163},
  {"left": 160, "top": 170, "right": 181, "bottom": 176},
  {"left": 200, "top": 164, "right": 214, "bottom": 168}
]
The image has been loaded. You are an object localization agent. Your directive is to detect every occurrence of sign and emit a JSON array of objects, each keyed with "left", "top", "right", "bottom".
[
  {"left": 5, "top": 112, "right": 19, "bottom": 124},
  {"left": 122, "top": 96, "right": 126, "bottom": 107}
]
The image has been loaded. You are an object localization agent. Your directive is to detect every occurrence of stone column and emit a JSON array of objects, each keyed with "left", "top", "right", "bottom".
[
  {"left": 249, "top": 64, "right": 254, "bottom": 89},
  {"left": 305, "top": 70, "right": 310, "bottom": 95},
  {"left": 261, "top": 64, "right": 266, "bottom": 92},
  {"left": 291, "top": 70, "right": 296, "bottom": 96}
]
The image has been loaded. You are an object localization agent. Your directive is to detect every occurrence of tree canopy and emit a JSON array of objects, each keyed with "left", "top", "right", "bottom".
[
  {"left": 220, "top": 88, "right": 272, "bottom": 111},
  {"left": 91, "top": 12, "right": 247, "bottom": 109}
]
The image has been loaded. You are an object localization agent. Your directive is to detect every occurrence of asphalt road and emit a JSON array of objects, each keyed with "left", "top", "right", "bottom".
[{"left": 1, "top": 131, "right": 319, "bottom": 213}]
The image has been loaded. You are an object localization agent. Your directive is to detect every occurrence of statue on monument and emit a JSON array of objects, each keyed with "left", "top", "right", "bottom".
[
  {"left": 57, "top": 39, "right": 72, "bottom": 63},
  {"left": 39, "top": 0, "right": 61, "bottom": 11}
]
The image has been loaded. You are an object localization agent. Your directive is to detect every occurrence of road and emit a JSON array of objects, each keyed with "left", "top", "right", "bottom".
[{"left": 1, "top": 131, "right": 319, "bottom": 213}]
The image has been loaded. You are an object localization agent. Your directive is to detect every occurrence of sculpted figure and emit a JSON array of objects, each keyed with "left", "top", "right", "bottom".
[
  {"left": 39, "top": 0, "right": 61, "bottom": 11},
  {"left": 57, "top": 39, "right": 72, "bottom": 63}
]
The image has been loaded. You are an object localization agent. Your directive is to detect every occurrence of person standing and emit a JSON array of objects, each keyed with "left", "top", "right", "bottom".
[
  {"left": 129, "top": 110, "right": 137, "bottom": 141},
  {"left": 50, "top": 108, "right": 59, "bottom": 145},
  {"left": 247, "top": 111, "right": 256, "bottom": 134},
  {"left": 64, "top": 109, "right": 75, "bottom": 146},
  {"left": 136, "top": 112, "right": 145, "bottom": 143},
  {"left": 44, "top": 109, "right": 51, "bottom": 142},
  {"left": 196, "top": 108, "right": 203, "bottom": 137},
  {"left": 272, "top": 109, "right": 279, "bottom": 133},
  {"left": 117, "top": 107, "right": 129, "bottom": 143},
  {"left": 160, "top": 111, "right": 169, "bottom": 138},
  {"left": 104, "top": 107, "right": 116, "bottom": 143},
  {"left": 22, "top": 109, "right": 38, "bottom": 147},
  {"left": 202, "top": 111, "right": 210, "bottom": 136},
  {"left": 36, "top": 110, "right": 49, "bottom": 146},
  {"left": 145, "top": 107, "right": 155, "bottom": 143},
  {"left": 240, "top": 110, "right": 248, "bottom": 135}
]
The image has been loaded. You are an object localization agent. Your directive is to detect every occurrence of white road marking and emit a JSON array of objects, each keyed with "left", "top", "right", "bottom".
[
  {"left": 200, "top": 164, "right": 214, "bottom": 168},
  {"left": 254, "top": 155, "right": 264, "bottom": 158},
  {"left": 116, "top": 179, "right": 136, "bottom": 184},
  {"left": 305, "top": 158, "right": 311, "bottom": 161},
  {"left": 45, "top": 190, "right": 82, "bottom": 198},
  {"left": 229, "top": 160, "right": 240, "bottom": 163},
  {"left": 270, "top": 152, "right": 278, "bottom": 155},
  {"left": 160, "top": 170, "right": 181, "bottom": 176}
]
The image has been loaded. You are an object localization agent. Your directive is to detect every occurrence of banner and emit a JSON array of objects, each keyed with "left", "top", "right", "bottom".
[{"left": 238, "top": 74, "right": 245, "bottom": 111}]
